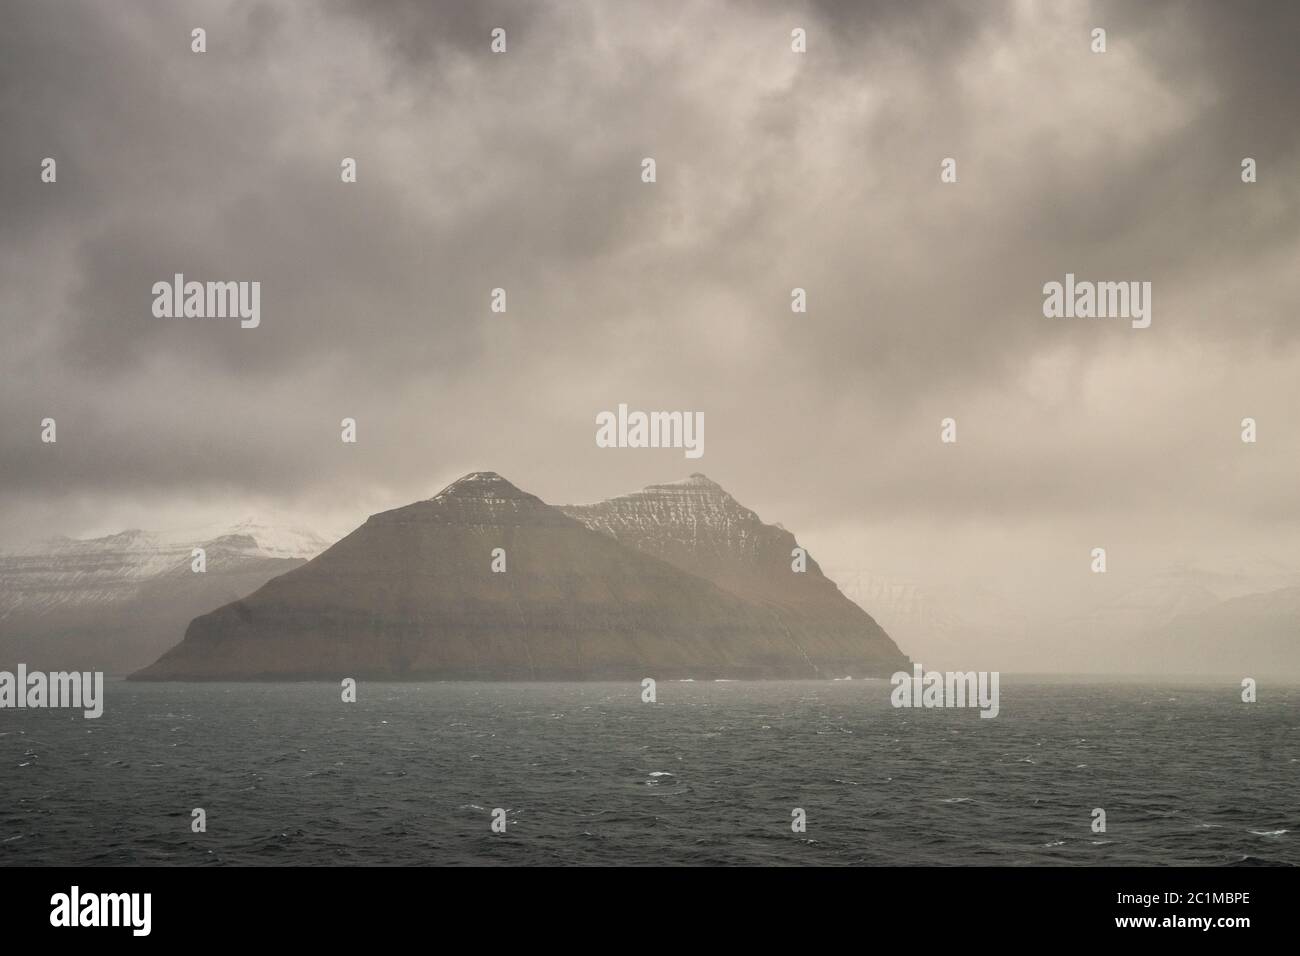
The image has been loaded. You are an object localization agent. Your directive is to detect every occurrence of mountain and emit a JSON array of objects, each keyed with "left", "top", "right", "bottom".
[
  {"left": 1142, "top": 585, "right": 1300, "bottom": 678},
  {"left": 560, "top": 473, "right": 907, "bottom": 669},
  {"left": 1041, "top": 561, "right": 1300, "bottom": 674},
  {"left": 0, "top": 523, "right": 330, "bottom": 675},
  {"left": 133, "top": 472, "right": 909, "bottom": 681},
  {"left": 824, "top": 558, "right": 1300, "bottom": 675},
  {"left": 174, "top": 519, "right": 335, "bottom": 562}
]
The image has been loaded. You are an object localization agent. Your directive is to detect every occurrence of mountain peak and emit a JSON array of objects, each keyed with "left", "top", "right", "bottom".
[
  {"left": 651, "top": 473, "right": 727, "bottom": 493},
  {"left": 433, "top": 471, "right": 536, "bottom": 502}
]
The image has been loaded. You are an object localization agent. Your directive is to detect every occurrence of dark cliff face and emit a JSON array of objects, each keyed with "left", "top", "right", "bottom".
[
  {"left": 562, "top": 474, "right": 848, "bottom": 605},
  {"left": 133, "top": 472, "right": 909, "bottom": 681},
  {"left": 561, "top": 474, "right": 909, "bottom": 671}
]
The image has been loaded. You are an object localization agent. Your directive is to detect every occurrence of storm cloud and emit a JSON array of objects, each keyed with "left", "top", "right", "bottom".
[{"left": 2, "top": 0, "right": 1298, "bottom": 665}]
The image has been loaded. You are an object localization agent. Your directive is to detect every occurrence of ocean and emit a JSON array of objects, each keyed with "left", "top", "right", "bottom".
[{"left": 1, "top": 678, "right": 1295, "bottom": 866}]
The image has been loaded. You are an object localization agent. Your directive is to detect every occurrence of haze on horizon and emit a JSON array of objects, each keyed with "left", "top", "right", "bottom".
[{"left": 2, "top": 0, "right": 1298, "bottom": 674}]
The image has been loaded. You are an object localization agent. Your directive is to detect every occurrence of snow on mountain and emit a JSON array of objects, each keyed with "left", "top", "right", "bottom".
[
  {"left": 161, "top": 518, "right": 334, "bottom": 560},
  {"left": 0, "top": 520, "right": 332, "bottom": 618},
  {"left": 0, "top": 518, "right": 333, "bottom": 674}
]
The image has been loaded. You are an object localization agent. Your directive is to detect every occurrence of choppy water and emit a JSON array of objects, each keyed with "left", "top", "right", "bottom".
[{"left": 0, "top": 678, "right": 1295, "bottom": 865}]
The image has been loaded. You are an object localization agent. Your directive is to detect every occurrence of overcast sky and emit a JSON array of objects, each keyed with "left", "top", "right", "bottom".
[{"left": 3, "top": 0, "right": 1298, "bottom": 641}]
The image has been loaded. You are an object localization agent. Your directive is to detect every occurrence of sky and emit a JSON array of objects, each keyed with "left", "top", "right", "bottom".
[{"left": 2, "top": 0, "right": 1298, "bottom": 655}]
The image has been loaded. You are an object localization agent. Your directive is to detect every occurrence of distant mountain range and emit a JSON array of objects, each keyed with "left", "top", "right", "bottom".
[
  {"left": 828, "top": 561, "right": 1300, "bottom": 677},
  {"left": 7, "top": 481, "right": 1296, "bottom": 680},
  {"left": 0, "top": 521, "right": 332, "bottom": 675},
  {"left": 133, "top": 473, "right": 910, "bottom": 681},
  {"left": 1144, "top": 585, "right": 1300, "bottom": 677}
]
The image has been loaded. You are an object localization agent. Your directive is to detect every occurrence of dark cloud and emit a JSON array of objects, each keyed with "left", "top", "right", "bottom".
[{"left": 2, "top": 0, "right": 1298, "bottom": 629}]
